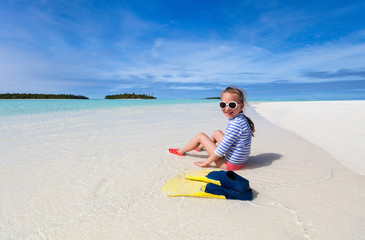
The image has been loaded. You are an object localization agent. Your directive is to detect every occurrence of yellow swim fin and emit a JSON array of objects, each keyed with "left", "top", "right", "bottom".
[
  {"left": 161, "top": 170, "right": 253, "bottom": 201},
  {"left": 183, "top": 169, "right": 221, "bottom": 186},
  {"left": 161, "top": 175, "right": 225, "bottom": 199},
  {"left": 183, "top": 169, "right": 252, "bottom": 193}
]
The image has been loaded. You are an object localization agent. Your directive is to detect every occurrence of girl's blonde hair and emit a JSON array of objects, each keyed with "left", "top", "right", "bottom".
[{"left": 221, "top": 86, "right": 255, "bottom": 136}]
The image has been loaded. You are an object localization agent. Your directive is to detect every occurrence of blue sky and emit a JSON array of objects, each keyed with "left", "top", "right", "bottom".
[{"left": 1, "top": 0, "right": 365, "bottom": 99}]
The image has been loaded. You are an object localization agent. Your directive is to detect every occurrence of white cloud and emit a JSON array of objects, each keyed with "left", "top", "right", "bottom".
[
  {"left": 260, "top": 40, "right": 365, "bottom": 82},
  {"left": 104, "top": 36, "right": 365, "bottom": 87}
]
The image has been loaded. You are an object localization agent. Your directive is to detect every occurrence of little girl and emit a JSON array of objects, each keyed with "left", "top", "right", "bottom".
[{"left": 169, "top": 86, "right": 255, "bottom": 171}]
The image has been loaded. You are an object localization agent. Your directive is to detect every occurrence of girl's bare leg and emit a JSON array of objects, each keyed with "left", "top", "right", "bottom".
[
  {"left": 211, "top": 130, "right": 224, "bottom": 144},
  {"left": 178, "top": 131, "right": 228, "bottom": 169},
  {"left": 214, "top": 158, "right": 227, "bottom": 170},
  {"left": 198, "top": 130, "right": 227, "bottom": 169},
  {"left": 196, "top": 130, "right": 224, "bottom": 150},
  {"left": 178, "top": 132, "right": 219, "bottom": 155}
]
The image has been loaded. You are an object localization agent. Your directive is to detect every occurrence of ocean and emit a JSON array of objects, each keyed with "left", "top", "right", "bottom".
[
  {"left": 2, "top": 96, "right": 365, "bottom": 117},
  {"left": 0, "top": 99, "right": 220, "bottom": 117}
]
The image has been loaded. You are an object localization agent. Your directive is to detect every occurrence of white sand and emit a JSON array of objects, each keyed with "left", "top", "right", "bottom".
[
  {"left": 0, "top": 102, "right": 364, "bottom": 239},
  {"left": 252, "top": 101, "right": 365, "bottom": 176}
]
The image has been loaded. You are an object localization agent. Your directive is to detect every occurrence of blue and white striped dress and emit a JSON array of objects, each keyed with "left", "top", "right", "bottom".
[{"left": 214, "top": 113, "right": 252, "bottom": 165}]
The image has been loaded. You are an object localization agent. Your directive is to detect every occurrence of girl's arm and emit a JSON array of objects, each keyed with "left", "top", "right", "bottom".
[{"left": 194, "top": 153, "right": 220, "bottom": 167}]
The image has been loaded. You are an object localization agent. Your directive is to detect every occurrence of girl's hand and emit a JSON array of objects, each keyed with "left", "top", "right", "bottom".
[{"left": 194, "top": 161, "right": 209, "bottom": 167}]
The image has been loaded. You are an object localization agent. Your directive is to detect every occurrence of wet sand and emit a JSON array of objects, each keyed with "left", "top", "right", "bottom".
[{"left": 0, "top": 102, "right": 364, "bottom": 239}]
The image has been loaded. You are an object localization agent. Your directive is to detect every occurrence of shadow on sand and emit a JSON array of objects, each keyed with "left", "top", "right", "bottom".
[
  {"left": 186, "top": 152, "right": 282, "bottom": 170},
  {"left": 245, "top": 153, "right": 282, "bottom": 200},
  {"left": 244, "top": 153, "right": 282, "bottom": 169}
]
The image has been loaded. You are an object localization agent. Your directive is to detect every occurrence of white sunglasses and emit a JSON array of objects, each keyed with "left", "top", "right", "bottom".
[{"left": 219, "top": 101, "right": 239, "bottom": 109}]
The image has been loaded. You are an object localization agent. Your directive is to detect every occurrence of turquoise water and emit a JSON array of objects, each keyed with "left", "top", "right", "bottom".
[
  {"left": 0, "top": 99, "right": 219, "bottom": 117},
  {"left": 2, "top": 97, "right": 363, "bottom": 117}
]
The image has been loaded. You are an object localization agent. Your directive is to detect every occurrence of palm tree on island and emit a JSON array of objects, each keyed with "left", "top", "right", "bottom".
[
  {"left": 0, "top": 93, "right": 89, "bottom": 99},
  {"left": 105, "top": 93, "right": 156, "bottom": 99}
]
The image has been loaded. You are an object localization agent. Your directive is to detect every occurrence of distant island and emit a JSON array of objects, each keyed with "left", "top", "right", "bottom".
[
  {"left": 204, "top": 97, "right": 220, "bottom": 99},
  {"left": 0, "top": 93, "right": 89, "bottom": 99},
  {"left": 105, "top": 93, "right": 156, "bottom": 99}
]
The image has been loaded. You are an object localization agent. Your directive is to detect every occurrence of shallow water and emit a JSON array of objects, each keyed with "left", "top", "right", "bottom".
[{"left": 0, "top": 99, "right": 219, "bottom": 117}]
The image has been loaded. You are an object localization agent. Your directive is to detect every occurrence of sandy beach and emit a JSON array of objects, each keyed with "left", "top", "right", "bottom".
[
  {"left": 1, "top": 101, "right": 364, "bottom": 239},
  {"left": 252, "top": 101, "right": 365, "bottom": 176}
]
